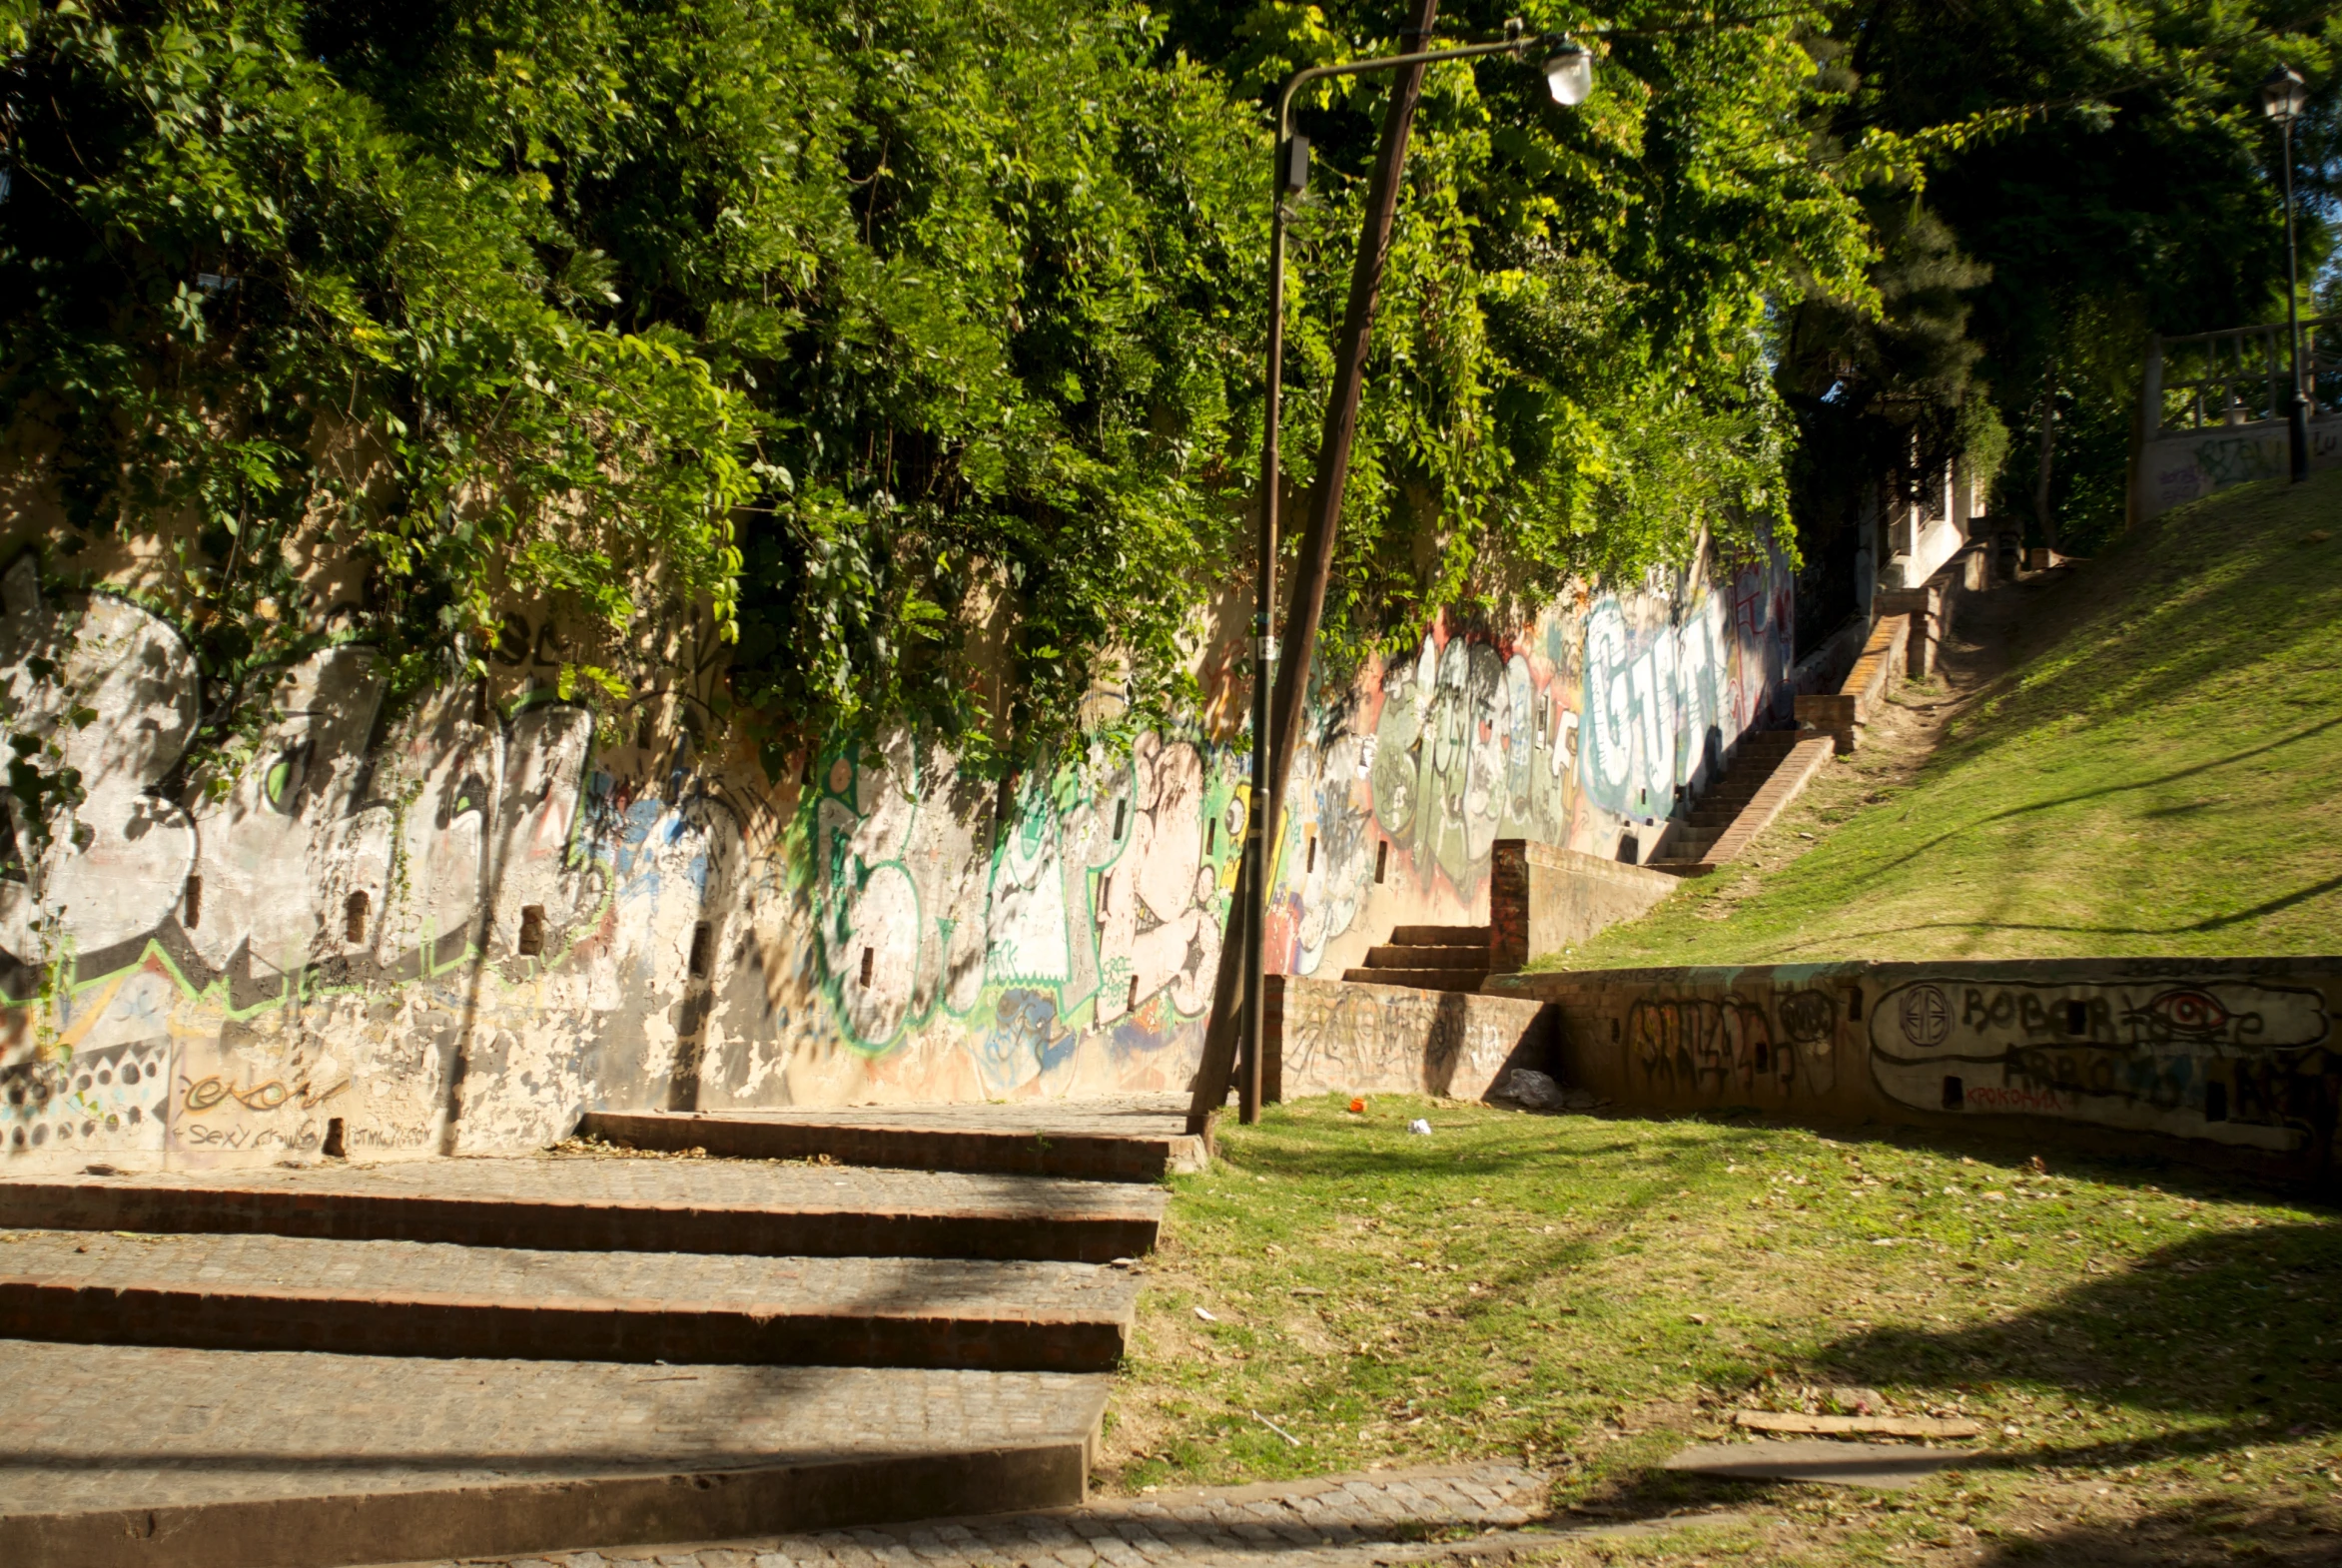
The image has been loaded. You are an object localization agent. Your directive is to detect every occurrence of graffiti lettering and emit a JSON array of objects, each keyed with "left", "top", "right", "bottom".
[{"left": 1872, "top": 978, "right": 2331, "bottom": 1151}]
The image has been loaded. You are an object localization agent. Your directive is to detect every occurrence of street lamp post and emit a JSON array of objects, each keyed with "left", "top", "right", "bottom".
[
  {"left": 1197, "top": 20, "right": 1594, "bottom": 1133},
  {"left": 2262, "top": 63, "right": 2311, "bottom": 483}
]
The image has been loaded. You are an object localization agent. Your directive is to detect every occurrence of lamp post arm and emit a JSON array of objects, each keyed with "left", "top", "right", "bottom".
[{"left": 1273, "top": 37, "right": 1540, "bottom": 139}]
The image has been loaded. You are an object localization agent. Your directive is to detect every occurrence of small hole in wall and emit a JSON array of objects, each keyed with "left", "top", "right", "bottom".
[
  {"left": 2204, "top": 1080, "right": 2229, "bottom": 1122},
  {"left": 1848, "top": 985, "right": 1864, "bottom": 1021},
  {"left": 1113, "top": 800, "right": 1128, "bottom": 840},
  {"left": 1306, "top": 835, "right": 1317, "bottom": 874},
  {"left": 1754, "top": 1042, "right": 1771, "bottom": 1073},
  {"left": 1127, "top": 976, "right": 1140, "bottom": 1012},
  {"left": 517, "top": 905, "right": 546, "bottom": 957},
  {"left": 860, "top": 946, "right": 875, "bottom": 987},
  {"left": 321, "top": 1118, "right": 346, "bottom": 1159},
  {"left": 183, "top": 875, "right": 202, "bottom": 931},
  {"left": 688, "top": 921, "right": 712, "bottom": 979},
  {"left": 1610, "top": 1017, "right": 1620, "bottom": 1043},
  {"left": 1205, "top": 818, "right": 1216, "bottom": 855},
  {"left": 1098, "top": 871, "right": 1112, "bottom": 918},
  {"left": 1375, "top": 842, "right": 1389, "bottom": 884},
  {"left": 345, "top": 892, "right": 369, "bottom": 945},
  {"left": 2064, "top": 1000, "right": 2088, "bottom": 1036},
  {"left": 1941, "top": 1075, "right": 1964, "bottom": 1111}
]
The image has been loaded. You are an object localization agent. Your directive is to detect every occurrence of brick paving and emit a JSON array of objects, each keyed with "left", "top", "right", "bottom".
[
  {"left": 584, "top": 1094, "right": 1206, "bottom": 1181},
  {"left": 0, "top": 1228, "right": 1141, "bottom": 1368},
  {"left": 0, "top": 1156, "right": 1165, "bottom": 1261},
  {"left": 357, "top": 1463, "right": 1745, "bottom": 1568}
]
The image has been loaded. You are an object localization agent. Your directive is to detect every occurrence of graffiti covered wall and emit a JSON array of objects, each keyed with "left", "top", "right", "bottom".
[
  {"left": 2135, "top": 417, "right": 2342, "bottom": 521},
  {"left": 1501, "top": 957, "right": 2342, "bottom": 1175},
  {"left": 0, "top": 547, "right": 1794, "bottom": 1170}
]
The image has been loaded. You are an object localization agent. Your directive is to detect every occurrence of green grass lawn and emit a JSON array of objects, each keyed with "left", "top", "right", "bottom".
[
  {"left": 1552, "top": 469, "right": 2342, "bottom": 970},
  {"left": 1102, "top": 1096, "right": 2342, "bottom": 1564}
]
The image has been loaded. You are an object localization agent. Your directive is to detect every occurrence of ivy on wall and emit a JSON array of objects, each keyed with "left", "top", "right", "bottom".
[{"left": 0, "top": 0, "right": 1882, "bottom": 784}]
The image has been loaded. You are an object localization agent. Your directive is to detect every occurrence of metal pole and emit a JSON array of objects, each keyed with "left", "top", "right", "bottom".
[
  {"left": 1183, "top": 18, "right": 1541, "bottom": 1139},
  {"left": 1234, "top": 148, "right": 1291, "bottom": 1127},
  {"left": 2285, "top": 114, "right": 2309, "bottom": 482}
]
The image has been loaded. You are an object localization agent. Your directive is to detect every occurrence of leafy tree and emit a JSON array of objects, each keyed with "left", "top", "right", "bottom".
[{"left": 1779, "top": 0, "right": 2340, "bottom": 600}]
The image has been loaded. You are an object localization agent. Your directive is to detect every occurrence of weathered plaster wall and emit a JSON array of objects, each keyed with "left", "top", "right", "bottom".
[
  {"left": 0, "top": 547, "right": 1794, "bottom": 1171},
  {"left": 1495, "top": 958, "right": 2342, "bottom": 1179}
]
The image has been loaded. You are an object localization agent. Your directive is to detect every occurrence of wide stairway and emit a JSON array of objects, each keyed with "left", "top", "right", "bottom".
[
  {"left": 1340, "top": 923, "right": 1491, "bottom": 992},
  {"left": 1650, "top": 728, "right": 1827, "bottom": 874},
  {"left": 0, "top": 1096, "right": 1197, "bottom": 1568}
]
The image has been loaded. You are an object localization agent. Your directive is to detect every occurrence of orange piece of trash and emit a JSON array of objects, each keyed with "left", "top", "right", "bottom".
[{"left": 1348, "top": 1098, "right": 1367, "bottom": 1114}]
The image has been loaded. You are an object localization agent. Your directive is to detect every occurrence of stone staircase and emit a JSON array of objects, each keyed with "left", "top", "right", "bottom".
[
  {"left": 1340, "top": 923, "right": 1492, "bottom": 993},
  {"left": 0, "top": 1095, "right": 1196, "bottom": 1568},
  {"left": 1650, "top": 728, "right": 1836, "bottom": 877}
]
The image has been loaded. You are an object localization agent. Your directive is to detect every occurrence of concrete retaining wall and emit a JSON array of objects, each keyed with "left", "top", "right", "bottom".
[
  {"left": 1878, "top": 539, "right": 1989, "bottom": 681},
  {"left": 1490, "top": 957, "right": 2342, "bottom": 1180},
  {"left": 1265, "top": 976, "right": 1550, "bottom": 1103},
  {"left": 1488, "top": 840, "right": 1678, "bottom": 972},
  {"left": 2135, "top": 415, "right": 2342, "bottom": 523}
]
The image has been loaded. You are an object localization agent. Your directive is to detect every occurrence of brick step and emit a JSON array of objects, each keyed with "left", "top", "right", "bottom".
[
  {"left": 0, "top": 1338, "right": 1107, "bottom": 1568},
  {"left": 583, "top": 1095, "right": 1202, "bottom": 1182},
  {"left": 1337, "top": 969, "right": 1486, "bottom": 993},
  {"left": 0, "top": 1229, "right": 1136, "bottom": 1372},
  {"left": 0, "top": 1160, "right": 1163, "bottom": 1264},
  {"left": 1386, "top": 924, "right": 1489, "bottom": 947},
  {"left": 1360, "top": 943, "right": 1487, "bottom": 971}
]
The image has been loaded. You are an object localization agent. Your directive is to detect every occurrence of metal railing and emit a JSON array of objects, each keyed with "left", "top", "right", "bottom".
[{"left": 2146, "top": 316, "right": 2342, "bottom": 436}]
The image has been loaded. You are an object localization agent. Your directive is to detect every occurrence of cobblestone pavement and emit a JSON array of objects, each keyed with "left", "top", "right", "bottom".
[
  {"left": 0, "top": 1227, "right": 1138, "bottom": 1319},
  {"left": 0, "top": 1339, "right": 1108, "bottom": 1514},
  {"left": 362, "top": 1463, "right": 1744, "bottom": 1568}
]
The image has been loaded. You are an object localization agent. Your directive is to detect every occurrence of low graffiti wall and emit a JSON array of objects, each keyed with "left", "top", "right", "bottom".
[
  {"left": 1264, "top": 976, "right": 1551, "bottom": 1104},
  {"left": 2135, "top": 416, "right": 2342, "bottom": 522},
  {"left": 1491, "top": 957, "right": 2342, "bottom": 1179}
]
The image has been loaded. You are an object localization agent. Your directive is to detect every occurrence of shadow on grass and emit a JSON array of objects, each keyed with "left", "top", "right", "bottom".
[
  {"left": 1813, "top": 711, "right": 2342, "bottom": 895},
  {"left": 1827, "top": 866, "right": 2342, "bottom": 941},
  {"left": 1969, "top": 1498, "right": 2342, "bottom": 1565},
  {"left": 1805, "top": 1220, "right": 2342, "bottom": 1451}
]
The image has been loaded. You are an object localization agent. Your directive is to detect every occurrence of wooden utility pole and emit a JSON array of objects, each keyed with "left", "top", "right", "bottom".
[{"left": 1185, "top": 0, "right": 1442, "bottom": 1138}]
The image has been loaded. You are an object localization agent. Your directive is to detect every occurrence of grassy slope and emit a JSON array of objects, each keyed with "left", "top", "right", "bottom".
[
  {"left": 1105, "top": 1096, "right": 2342, "bottom": 1565},
  {"left": 1555, "top": 469, "right": 2342, "bottom": 970}
]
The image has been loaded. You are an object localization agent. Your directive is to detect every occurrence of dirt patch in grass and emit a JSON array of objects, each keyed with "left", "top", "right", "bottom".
[{"left": 1101, "top": 1097, "right": 2342, "bottom": 1564}]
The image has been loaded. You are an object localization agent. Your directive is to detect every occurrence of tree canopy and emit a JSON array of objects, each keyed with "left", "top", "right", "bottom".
[{"left": 0, "top": 0, "right": 2331, "bottom": 779}]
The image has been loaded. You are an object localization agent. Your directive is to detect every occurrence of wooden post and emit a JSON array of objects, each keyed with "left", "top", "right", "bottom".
[{"left": 1184, "top": 0, "right": 1443, "bottom": 1137}]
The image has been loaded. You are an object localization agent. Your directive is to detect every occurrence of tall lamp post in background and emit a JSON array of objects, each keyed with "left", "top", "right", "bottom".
[
  {"left": 1190, "top": 18, "right": 1595, "bottom": 1133},
  {"left": 2262, "top": 63, "right": 2310, "bottom": 483}
]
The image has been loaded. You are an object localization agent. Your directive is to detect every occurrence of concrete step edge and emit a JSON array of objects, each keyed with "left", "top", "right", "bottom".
[
  {"left": 580, "top": 1113, "right": 1202, "bottom": 1181},
  {"left": 1336, "top": 970, "right": 1487, "bottom": 992},
  {"left": 1385, "top": 925, "right": 1490, "bottom": 945},
  {"left": 1, "top": 1427, "right": 1102, "bottom": 1568},
  {"left": 0, "top": 1184, "right": 1161, "bottom": 1264},
  {"left": 0, "top": 1276, "right": 1134, "bottom": 1373}
]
